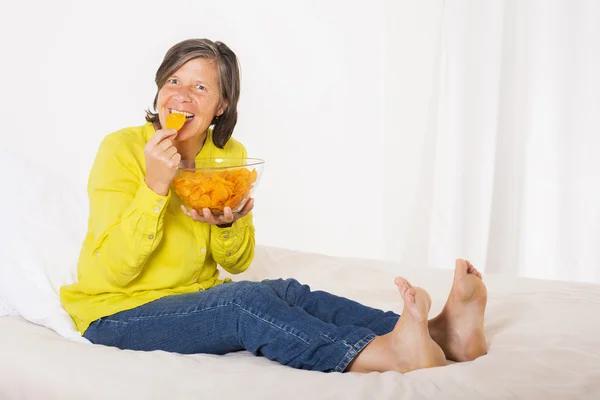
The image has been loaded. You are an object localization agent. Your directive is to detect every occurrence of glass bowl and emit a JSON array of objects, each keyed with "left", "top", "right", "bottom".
[{"left": 173, "top": 158, "right": 265, "bottom": 215}]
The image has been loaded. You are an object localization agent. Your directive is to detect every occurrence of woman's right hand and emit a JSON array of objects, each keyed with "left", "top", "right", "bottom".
[{"left": 144, "top": 129, "right": 181, "bottom": 196}]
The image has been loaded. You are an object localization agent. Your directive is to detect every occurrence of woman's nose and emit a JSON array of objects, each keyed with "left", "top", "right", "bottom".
[{"left": 173, "top": 87, "right": 192, "bottom": 102}]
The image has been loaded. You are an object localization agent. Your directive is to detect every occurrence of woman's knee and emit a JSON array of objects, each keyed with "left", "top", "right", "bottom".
[
  {"left": 229, "top": 280, "right": 274, "bottom": 304},
  {"left": 261, "top": 278, "right": 311, "bottom": 304}
]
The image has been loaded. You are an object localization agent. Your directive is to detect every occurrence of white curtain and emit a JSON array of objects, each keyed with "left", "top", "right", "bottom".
[{"left": 395, "top": 0, "right": 600, "bottom": 283}]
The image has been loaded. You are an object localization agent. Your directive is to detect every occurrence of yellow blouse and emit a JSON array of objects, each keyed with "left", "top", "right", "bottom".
[{"left": 60, "top": 122, "right": 255, "bottom": 333}]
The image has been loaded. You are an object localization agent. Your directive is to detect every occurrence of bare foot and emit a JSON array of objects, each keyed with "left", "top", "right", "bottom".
[
  {"left": 347, "top": 278, "right": 446, "bottom": 373},
  {"left": 429, "top": 259, "right": 488, "bottom": 362},
  {"left": 386, "top": 278, "right": 446, "bottom": 372}
]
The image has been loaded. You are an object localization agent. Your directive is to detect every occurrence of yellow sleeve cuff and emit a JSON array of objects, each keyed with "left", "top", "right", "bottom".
[
  {"left": 127, "top": 182, "right": 171, "bottom": 248},
  {"left": 210, "top": 218, "right": 244, "bottom": 252},
  {"left": 132, "top": 182, "right": 171, "bottom": 218}
]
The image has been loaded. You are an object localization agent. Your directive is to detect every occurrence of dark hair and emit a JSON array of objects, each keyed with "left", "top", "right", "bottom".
[{"left": 145, "top": 38, "right": 240, "bottom": 148}]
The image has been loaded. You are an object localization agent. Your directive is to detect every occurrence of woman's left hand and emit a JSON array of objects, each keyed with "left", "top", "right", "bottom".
[{"left": 181, "top": 198, "right": 254, "bottom": 226}]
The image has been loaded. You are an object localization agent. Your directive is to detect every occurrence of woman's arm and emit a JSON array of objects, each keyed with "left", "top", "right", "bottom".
[
  {"left": 86, "top": 134, "right": 170, "bottom": 287},
  {"left": 210, "top": 212, "right": 255, "bottom": 274}
]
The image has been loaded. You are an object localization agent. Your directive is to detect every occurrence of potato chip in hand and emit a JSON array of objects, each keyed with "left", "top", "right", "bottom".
[{"left": 166, "top": 113, "right": 186, "bottom": 131}]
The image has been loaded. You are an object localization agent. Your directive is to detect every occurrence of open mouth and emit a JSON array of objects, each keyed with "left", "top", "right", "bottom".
[{"left": 169, "top": 109, "right": 195, "bottom": 122}]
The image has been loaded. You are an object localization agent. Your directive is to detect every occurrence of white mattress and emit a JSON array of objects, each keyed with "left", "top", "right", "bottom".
[{"left": 1, "top": 245, "right": 599, "bottom": 399}]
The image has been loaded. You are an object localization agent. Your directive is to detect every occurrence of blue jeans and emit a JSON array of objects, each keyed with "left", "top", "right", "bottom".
[{"left": 84, "top": 279, "right": 400, "bottom": 372}]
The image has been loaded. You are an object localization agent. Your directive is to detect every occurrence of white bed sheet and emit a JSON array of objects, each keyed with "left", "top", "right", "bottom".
[{"left": 1, "top": 245, "right": 599, "bottom": 399}]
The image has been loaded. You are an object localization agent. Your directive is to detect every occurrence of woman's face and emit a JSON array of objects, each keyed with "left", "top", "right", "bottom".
[{"left": 156, "top": 57, "right": 226, "bottom": 141}]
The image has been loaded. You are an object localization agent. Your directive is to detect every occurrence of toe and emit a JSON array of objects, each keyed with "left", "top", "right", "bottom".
[
  {"left": 395, "top": 277, "right": 418, "bottom": 310},
  {"left": 454, "top": 259, "right": 469, "bottom": 280},
  {"left": 394, "top": 277, "right": 410, "bottom": 291},
  {"left": 466, "top": 260, "right": 483, "bottom": 279},
  {"left": 402, "top": 289, "right": 417, "bottom": 314}
]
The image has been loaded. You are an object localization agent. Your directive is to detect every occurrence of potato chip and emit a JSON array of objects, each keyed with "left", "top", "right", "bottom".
[
  {"left": 173, "top": 167, "right": 258, "bottom": 214},
  {"left": 166, "top": 113, "right": 186, "bottom": 131},
  {"left": 199, "top": 194, "right": 212, "bottom": 209}
]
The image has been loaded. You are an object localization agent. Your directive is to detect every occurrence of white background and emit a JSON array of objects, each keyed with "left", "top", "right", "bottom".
[{"left": 2, "top": 0, "right": 598, "bottom": 282}]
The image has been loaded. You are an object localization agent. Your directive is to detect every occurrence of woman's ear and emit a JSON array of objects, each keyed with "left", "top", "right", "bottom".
[{"left": 216, "top": 101, "right": 228, "bottom": 117}]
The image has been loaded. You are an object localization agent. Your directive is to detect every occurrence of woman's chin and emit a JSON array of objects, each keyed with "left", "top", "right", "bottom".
[
  {"left": 173, "top": 127, "right": 191, "bottom": 141},
  {"left": 176, "top": 125, "right": 207, "bottom": 142}
]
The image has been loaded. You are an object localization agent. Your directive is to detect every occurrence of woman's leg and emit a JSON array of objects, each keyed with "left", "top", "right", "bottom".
[
  {"left": 261, "top": 278, "right": 399, "bottom": 335},
  {"left": 346, "top": 278, "right": 446, "bottom": 372},
  {"left": 84, "top": 281, "right": 377, "bottom": 372}
]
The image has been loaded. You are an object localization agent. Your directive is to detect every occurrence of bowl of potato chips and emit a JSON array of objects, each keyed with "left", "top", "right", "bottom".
[{"left": 173, "top": 158, "right": 264, "bottom": 215}]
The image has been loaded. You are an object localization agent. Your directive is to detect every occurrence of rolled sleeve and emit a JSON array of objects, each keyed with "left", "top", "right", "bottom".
[{"left": 210, "top": 213, "right": 255, "bottom": 274}]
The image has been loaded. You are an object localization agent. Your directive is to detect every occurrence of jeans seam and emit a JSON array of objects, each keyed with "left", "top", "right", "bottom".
[
  {"left": 113, "top": 303, "right": 233, "bottom": 322},
  {"left": 107, "top": 301, "right": 311, "bottom": 346},
  {"left": 333, "top": 333, "right": 376, "bottom": 373},
  {"left": 232, "top": 301, "right": 310, "bottom": 345},
  {"left": 100, "top": 318, "right": 129, "bottom": 325}
]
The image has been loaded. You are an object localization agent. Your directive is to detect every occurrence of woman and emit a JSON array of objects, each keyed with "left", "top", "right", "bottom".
[{"left": 60, "top": 38, "right": 488, "bottom": 373}]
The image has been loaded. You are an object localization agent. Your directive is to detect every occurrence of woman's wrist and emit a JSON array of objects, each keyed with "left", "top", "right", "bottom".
[{"left": 145, "top": 178, "right": 169, "bottom": 196}]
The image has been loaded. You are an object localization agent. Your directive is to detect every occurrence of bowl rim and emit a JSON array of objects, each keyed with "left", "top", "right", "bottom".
[{"left": 178, "top": 157, "right": 265, "bottom": 172}]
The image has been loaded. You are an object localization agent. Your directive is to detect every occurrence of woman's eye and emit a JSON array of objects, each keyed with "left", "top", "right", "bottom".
[
  {"left": 168, "top": 78, "right": 178, "bottom": 85},
  {"left": 194, "top": 84, "right": 206, "bottom": 91}
]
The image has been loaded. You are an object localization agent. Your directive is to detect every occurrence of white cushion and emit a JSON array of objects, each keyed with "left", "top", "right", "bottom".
[
  {"left": 0, "top": 296, "right": 17, "bottom": 316},
  {"left": 0, "top": 150, "right": 90, "bottom": 343}
]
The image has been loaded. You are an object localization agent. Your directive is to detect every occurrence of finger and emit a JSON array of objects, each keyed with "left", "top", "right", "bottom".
[
  {"left": 157, "top": 138, "right": 174, "bottom": 152},
  {"left": 181, "top": 205, "right": 192, "bottom": 216},
  {"left": 164, "top": 146, "right": 178, "bottom": 159},
  {"left": 158, "top": 156, "right": 178, "bottom": 169},
  {"left": 190, "top": 208, "right": 207, "bottom": 222},
  {"left": 242, "top": 198, "right": 254, "bottom": 214},
  {"left": 222, "top": 207, "right": 234, "bottom": 223},
  {"left": 160, "top": 150, "right": 179, "bottom": 169},
  {"left": 202, "top": 208, "right": 219, "bottom": 224},
  {"left": 170, "top": 152, "right": 181, "bottom": 166},
  {"left": 234, "top": 198, "right": 254, "bottom": 219},
  {"left": 182, "top": 206, "right": 198, "bottom": 219},
  {"left": 147, "top": 129, "right": 177, "bottom": 147},
  {"left": 183, "top": 206, "right": 207, "bottom": 223}
]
